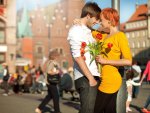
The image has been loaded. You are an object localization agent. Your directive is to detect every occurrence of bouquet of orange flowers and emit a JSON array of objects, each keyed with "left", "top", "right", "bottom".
[
  {"left": 88, "top": 30, "right": 105, "bottom": 73},
  {"left": 80, "top": 30, "right": 113, "bottom": 73}
]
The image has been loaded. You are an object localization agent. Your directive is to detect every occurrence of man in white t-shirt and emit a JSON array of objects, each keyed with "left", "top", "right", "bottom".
[
  {"left": 132, "top": 60, "right": 142, "bottom": 98},
  {"left": 67, "top": 2, "right": 101, "bottom": 113}
]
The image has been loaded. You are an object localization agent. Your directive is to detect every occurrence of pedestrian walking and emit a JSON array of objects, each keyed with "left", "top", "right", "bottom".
[
  {"left": 35, "top": 50, "right": 61, "bottom": 113},
  {"left": 140, "top": 60, "right": 150, "bottom": 113},
  {"left": 2, "top": 64, "right": 10, "bottom": 96},
  {"left": 125, "top": 69, "right": 141, "bottom": 112}
]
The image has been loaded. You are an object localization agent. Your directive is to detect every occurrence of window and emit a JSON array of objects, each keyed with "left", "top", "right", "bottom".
[
  {"left": 142, "top": 30, "right": 146, "bottom": 36},
  {"left": 54, "top": 48, "right": 63, "bottom": 55},
  {"left": 126, "top": 33, "right": 129, "bottom": 38},
  {"left": 132, "top": 42, "right": 135, "bottom": 48},
  {"left": 37, "top": 47, "right": 43, "bottom": 54},
  {"left": 132, "top": 52, "right": 135, "bottom": 57},
  {"left": 0, "top": 53, "right": 5, "bottom": 63},
  {"left": 0, "top": 20, "right": 5, "bottom": 44},
  {"left": 142, "top": 41, "right": 146, "bottom": 48},
  {"left": 62, "top": 61, "right": 68, "bottom": 68},
  {"left": 136, "top": 31, "right": 139, "bottom": 37},
  {"left": 137, "top": 42, "right": 140, "bottom": 48},
  {"left": 132, "top": 32, "right": 135, "bottom": 38}
]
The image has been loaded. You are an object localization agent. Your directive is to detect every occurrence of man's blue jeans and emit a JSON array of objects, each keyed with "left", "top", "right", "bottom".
[{"left": 75, "top": 76, "right": 99, "bottom": 113}]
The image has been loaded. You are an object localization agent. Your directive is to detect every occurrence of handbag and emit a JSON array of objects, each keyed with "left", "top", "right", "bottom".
[
  {"left": 47, "top": 73, "right": 60, "bottom": 85},
  {"left": 3, "top": 74, "right": 10, "bottom": 81}
]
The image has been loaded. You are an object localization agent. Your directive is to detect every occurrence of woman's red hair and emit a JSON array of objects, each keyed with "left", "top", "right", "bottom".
[{"left": 101, "top": 8, "right": 119, "bottom": 26}]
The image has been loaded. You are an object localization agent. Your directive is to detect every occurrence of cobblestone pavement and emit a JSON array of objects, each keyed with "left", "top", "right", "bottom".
[{"left": 0, "top": 83, "right": 149, "bottom": 113}]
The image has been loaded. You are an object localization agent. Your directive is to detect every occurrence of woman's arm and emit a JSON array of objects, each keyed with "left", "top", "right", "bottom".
[{"left": 96, "top": 55, "right": 132, "bottom": 66}]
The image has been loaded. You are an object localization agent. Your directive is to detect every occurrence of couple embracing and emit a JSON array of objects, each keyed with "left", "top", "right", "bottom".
[{"left": 67, "top": 2, "right": 132, "bottom": 113}]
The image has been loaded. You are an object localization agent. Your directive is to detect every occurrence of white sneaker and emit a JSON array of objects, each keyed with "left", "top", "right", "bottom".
[
  {"left": 35, "top": 108, "right": 41, "bottom": 113},
  {"left": 126, "top": 107, "right": 132, "bottom": 112},
  {"left": 2, "top": 93, "right": 8, "bottom": 96}
]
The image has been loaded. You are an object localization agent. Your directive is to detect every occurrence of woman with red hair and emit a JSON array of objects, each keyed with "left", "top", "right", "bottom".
[{"left": 94, "top": 8, "right": 132, "bottom": 113}]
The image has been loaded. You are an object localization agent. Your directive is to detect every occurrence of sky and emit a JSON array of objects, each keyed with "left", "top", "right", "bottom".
[{"left": 17, "top": 0, "right": 148, "bottom": 23}]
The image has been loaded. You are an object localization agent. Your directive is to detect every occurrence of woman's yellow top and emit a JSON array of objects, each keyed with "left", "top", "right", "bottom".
[{"left": 99, "top": 31, "right": 132, "bottom": 94}]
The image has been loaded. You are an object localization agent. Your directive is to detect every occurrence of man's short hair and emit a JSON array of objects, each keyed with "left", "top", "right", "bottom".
[{"left": 81, "top": 2, "right": 101, "bottom": 20}]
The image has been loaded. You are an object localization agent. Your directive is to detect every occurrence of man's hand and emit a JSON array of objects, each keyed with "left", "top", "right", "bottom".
[{"left": 89, "top": 77, "right": 97, "bottom": 86}]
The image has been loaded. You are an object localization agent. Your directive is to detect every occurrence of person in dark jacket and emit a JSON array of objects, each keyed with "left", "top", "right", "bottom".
[{"left": 59, "top": 68, "right": 73, "bottom": 97}]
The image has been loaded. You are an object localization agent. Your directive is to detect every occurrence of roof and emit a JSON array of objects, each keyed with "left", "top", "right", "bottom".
[{"left": 127, "top": 4, "right": 148, "bottom": 23}]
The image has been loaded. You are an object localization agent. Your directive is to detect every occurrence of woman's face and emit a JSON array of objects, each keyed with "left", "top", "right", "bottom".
[{"left": 100, "top": 14, "right": 110, "bottom": 29}]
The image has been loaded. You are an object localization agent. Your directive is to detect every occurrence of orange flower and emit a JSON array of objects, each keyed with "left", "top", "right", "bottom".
[
  {"left": 96, "top": 33, "right": 102, "bottom": 40},
  {"left": 81, "top": 42, "right": 87, "bottom": 48},
  {"left": 92, "top": 30, "right": 103, "bottom": 41},
  {"left": 80, "top": 48, "right": 85, "bottom": 55},
  {"left": 80, "top": 42, "right": 87, "bottom": 60},
  {"left": 107, "top": 43, "right": 113, "bottom": 48}
]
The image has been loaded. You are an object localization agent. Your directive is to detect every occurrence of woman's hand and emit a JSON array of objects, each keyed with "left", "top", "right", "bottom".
[
  {"left": 95, "top": 55, "right": 107, "bottom": 65},
  {"left": 73, "top": 18, "right": 81, "bottom": 25}
]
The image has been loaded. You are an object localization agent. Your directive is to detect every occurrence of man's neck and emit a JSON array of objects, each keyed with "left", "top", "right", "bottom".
[{"left": 80, "top": 18, "right": 87, "bottom": 26}]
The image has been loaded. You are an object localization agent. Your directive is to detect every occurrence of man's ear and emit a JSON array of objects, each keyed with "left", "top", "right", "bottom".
[{"left": 86, "top": 14, "right": 91, "bottom": 19}]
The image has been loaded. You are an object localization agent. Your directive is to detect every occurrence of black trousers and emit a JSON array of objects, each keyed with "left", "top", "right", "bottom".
[
  {"left": 38, "top": 84, "right": 60, "bottom": 112},
  {"left": 94, "top": 90, "right": 118, "bottom": 113},
  {"left": 75, "top": 76, "right": 100, "bottom": 113}
]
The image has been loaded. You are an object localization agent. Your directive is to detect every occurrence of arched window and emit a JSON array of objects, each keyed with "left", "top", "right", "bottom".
[
  {"left": 37, "top": 46, "right": 43, "bottom": 54},
  {"left": 0, "top": 19, "right": 5, "bottom": 44}
]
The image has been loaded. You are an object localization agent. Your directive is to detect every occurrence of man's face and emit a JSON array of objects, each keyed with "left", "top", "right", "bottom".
[{"left": 87, "top": 16, "right": 100, "bottom": 28}]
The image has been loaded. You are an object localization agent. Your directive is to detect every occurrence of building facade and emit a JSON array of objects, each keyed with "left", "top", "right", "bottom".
[
  {"left": 17, "top": 0, "right": 84, "bottom": 68},
  {"left": 0, "top": 0, "right": 16, "bottom": 73},
  {"left": 49, "top": 0, "right": 84, "bottom": 68},
  {"left": 121, "top": 3, "right": 150, "bottom": 65}
]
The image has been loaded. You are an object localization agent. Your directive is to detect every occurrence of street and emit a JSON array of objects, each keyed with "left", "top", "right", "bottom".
[{"left": 0, "top": 83, "right": 149, "bottom": 113}]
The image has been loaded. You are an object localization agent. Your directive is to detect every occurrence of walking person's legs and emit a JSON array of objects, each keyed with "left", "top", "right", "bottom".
[
  {"left": 35, "top": 85, "right": 52, "bottom": 113},
  {"left": 3, "top": 81, "right": 9, "bottom": 95},
  {"left": 144, "top": 95, "right": 150, "bottom": 109},
  {"left": 142, "top": 95, "right": 150, "bottom": 112},
  {"left": 50, "top": 85, "right": 61, "bottom": 113}
]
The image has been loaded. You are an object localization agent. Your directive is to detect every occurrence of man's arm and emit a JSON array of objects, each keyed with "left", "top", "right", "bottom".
[
  {"left": 68, "top": 26, "right": 97, "bottom": 86},
  {"left": 74, "top": 57, "right": 97, "bottom": 86}
]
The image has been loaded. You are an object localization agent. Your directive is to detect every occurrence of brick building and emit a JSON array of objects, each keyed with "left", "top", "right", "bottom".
[
  {"left": 49, "top": 0, "right": 84, "bottom": 68},
  {"left": 22, "top": 0, "right": 85, "bottom": 68},
  {"left": 0, "top": 0, "right": 17, "bottom": 73},
  {"left": 120, "top": 3, "right": 150, "bottom": 65}
]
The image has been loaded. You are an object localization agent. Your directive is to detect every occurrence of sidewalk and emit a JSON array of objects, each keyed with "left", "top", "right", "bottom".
[
  {"left": 130, "top": 83, "right": 150, "bottom": 113},
  {"left": 0, "top": 84, "right": 149, "bottom": 113}
]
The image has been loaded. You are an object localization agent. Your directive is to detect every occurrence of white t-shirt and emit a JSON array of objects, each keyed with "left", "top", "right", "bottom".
[
  {"left": 132, "top": 64, "right": 142, "bottom": 81},
  {"left": 67, "top": 25, "right": 100, "bottom": 80}
]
